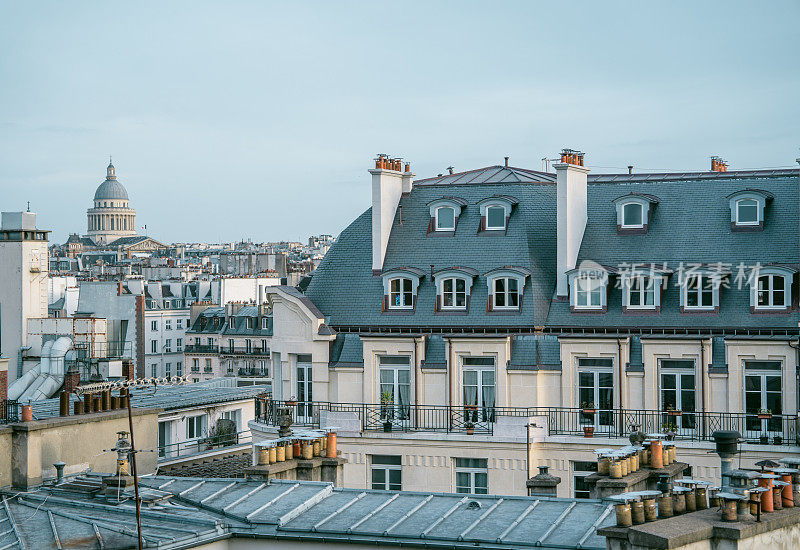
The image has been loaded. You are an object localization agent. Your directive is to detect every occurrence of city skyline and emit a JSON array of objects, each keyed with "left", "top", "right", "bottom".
[{"left": 1, "top": 1, "right": 798, "bottom": 244}]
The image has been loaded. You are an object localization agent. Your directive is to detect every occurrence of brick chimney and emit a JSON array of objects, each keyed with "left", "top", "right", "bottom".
[
  {"left": 555, "top": 149, "right": 590, "bottom": 297},
  {"left": 0, "top": 357, "right": 8, "bottom": 404},
  {"left": 370, "top": 155, "right": 414, "bottom": 274},
  {"left": 527, "top": 465, "right": 561, "bottom": 497},
  {"left": 711, "top": 156, "right": 728, "bottom": 172}
]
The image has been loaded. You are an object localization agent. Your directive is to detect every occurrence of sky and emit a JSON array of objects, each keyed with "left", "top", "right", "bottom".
[{"left": 1, "top": 1, "right": 798, "bottom": 244}]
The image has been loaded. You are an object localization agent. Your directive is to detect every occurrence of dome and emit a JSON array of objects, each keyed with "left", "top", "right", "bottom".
[{"left": 93, "top": 161, "right": 129, "bottom": 201}]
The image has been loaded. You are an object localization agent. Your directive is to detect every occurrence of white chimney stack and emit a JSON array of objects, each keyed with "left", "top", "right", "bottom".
[
  {"left": 555, "top": 149, "right": 589, "bottom": 297},
  {"left": 370, "top": 155, "right": 413, "bottom": 274}
]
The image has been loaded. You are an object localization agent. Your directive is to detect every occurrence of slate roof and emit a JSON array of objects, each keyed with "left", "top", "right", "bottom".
[
  {"left": 329, "top": 333, "right": 364, "bottom": 368},
  {"left": 507, "top": 335, "right": 562, "bottom": 370},
  {"left": 305, "top": 182, "right": 557, "bottom": 328},
  {"left": 306, "top": 166, "right": 798, "bottom": 335},
  {"left": 422, "top": 335, "right": 446, "bottom": 369}
]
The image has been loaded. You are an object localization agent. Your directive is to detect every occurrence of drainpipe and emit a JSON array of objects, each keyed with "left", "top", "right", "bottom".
[
  {"left": 789, "top": 339, "right": 799, "bottom": 415},
  {"left": 446, "top": 337, "right": 453, "bottom": 431},
  {"left": 413, "top": 336, "right": 420, "bottom": 430},
  {"left": 617, "top": 338, "right": 623, "bottom": 435},
  {"left": 700, "top": 338, "right": 706, "bottom": 438}
]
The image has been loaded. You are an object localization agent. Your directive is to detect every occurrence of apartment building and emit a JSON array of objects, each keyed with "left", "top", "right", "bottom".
[{"left": 249, "top": 153, "right": 800, "bottom": 498}]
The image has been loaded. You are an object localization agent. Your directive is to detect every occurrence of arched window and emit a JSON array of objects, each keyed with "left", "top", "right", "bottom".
[
  {"left": 485, "top": 205, "right": 506, "bottom": 230},
  {"left": 736, "top": 199, "right": 758, "bottom": 225},
  {"left": 435, "top": 206, "right": 456, "bottom": 231},
  {"left": 622, "top": 203, "right": 643, "bottom": 228}
]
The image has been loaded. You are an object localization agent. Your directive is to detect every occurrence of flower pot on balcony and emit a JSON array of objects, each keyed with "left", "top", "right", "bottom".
[
  {"left": 383, "top": 421, "right": 392, "bottom": 433},
  {"left": 581, "top": 409, "right": 597, "bottom": 415},
  {"left": 666, "top": 410, "right": 682, "bottom": 417},
  {"left": 466, "top": 423, "right": 475, "bottom": 435},
  {"left": 773, "top": 436, "right": 783, "bottom": 445},
  {"left": 758, "top": 414, "right": 772, "bottom": 420},
  {"left": 583, "top": 426, "right": 595, "bottom": 438},
  {"left": 285, "top": 401, "right": 297, "bottom": 407},
  {"left": 759, "top": 434, "right": 769, "bottom": 445}
]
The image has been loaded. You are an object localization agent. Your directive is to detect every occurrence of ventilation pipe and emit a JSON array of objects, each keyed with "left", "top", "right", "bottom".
[
  {"left": 11, "top": 337, "right": 72, "bottom": 402},
  {"left": 8, "top": 340, "right": 53, "bottom": 400}
]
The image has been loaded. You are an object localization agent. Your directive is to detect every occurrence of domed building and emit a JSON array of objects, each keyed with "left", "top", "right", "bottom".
[{"left": 86, "top": 160, "right": 137, "bottom": 245}]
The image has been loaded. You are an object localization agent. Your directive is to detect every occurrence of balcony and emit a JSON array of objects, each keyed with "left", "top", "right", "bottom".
[
  {"left": 238, "top": 367, "right": 269, "bottom": 377},
  {"left": 255, "top": 401, "right": 800, "bottom": 444},
  {"left": 157, "top": 429, "right": 252, "bottom": 461},
  {"left": 184, "top": 344, "right": 219, "bottom": 354},
  {"left": 221, "top": 346, "right": 270, "bottom": 356},
  {"left": 0, "top": 400, "right": 20, "bottom": 424}
]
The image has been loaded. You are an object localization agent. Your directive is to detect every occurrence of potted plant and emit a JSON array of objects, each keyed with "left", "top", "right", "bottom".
[
  {"left": 465, "top": 422, "right": 475, "bottom": 435},
  {"left": 380, "top": 390, "right": 393, "bottom": 433},
  {"left": 759, "top": 433, "right": 770, "bottom": 445},
  {"left": 662, "top": 423, "right": 677, "bottom": 440},
  {"left": 665, "top": 406, "right": 682, "bottom": 417},
  {"left": 757, "top": 408, "right": 772, "bottom": 420},
  {"left": 285, "top": 395, "right": 297, "bottom": 407},
  {"left": 583, "top": 425, "right": 595, "bottom": 438},
  {"left": 580, "top": 401, "right": 597, "bottom": 415},
  {"left": 773, "top": 435, "right": 783, "bottom": 445}
]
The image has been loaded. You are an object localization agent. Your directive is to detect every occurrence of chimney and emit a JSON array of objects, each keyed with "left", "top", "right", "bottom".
[
  {"left": 711, "top": 156, "right": 728, "bottom": 172},
  {"left": 555, "top": 149, "right": 590, "bottom": 297},
  {"left": 628, "top": 165, "right": 633, "bottom": 175},
  {"left": 526, "top": 465, "right": 561, "bottom": 497},
  {"left": 371, "top": 154, "right": 413, "bottom": 274}
]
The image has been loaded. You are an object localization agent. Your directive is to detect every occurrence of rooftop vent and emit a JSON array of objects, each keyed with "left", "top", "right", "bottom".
[{"left": 467, "top": 500, "right": 482, "bottom": 509}]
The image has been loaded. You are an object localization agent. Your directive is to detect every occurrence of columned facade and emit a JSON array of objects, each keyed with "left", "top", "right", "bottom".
[{"left": 86, "top": 160, "right": 137, "bottom": 245}]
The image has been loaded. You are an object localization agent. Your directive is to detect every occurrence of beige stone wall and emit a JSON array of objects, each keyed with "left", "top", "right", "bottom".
[
  {"left": 9, "top": 408, "right": 159, "bottom": 489},
  {"left": 0, "top": 427, "right": 11, "bottom": 488}
]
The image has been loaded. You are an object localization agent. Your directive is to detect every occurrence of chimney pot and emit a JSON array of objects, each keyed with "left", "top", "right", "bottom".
[
  {"left": 628, "top": 165, "right": 633, "bottom": 175},
  {"left": 504, "top": 156, "right": 509, "bottom": 167}
]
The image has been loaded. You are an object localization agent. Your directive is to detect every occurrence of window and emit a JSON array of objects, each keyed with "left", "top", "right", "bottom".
[
  {"left": 660, "top": 359, "right": 696, "bottom": 430},
  {"left": 371, "top": 455, "right": 402, "bottom": 491},
  {"left": 151, "top": 320, "right": 158, "bottom": 331},
  {"left": 685, "top": 275, "right": 714, "bottom": 309},
  {"left": 246, "top": 339, "right": 252, "bottom": 353},
  {"left": 485, "top": 205, "right": 506, "bottom": 230},
  {"left": 757, "top": 275, "right": 786, "bottom": 308},
  {"left": 229, "top": 340, "right": 235, "bottom": 352},
  {"left": 165, "top": 363, "right": 171, "bottom": 377},
  {"left": 442, "top": 277, "right": 467, "bottom": 309},
  {"left": 176, "top": 338, "right": 182, "bottom": 351},
  {"left": 205, "top": 358, "right": 212, "bottom": 372},
  {"left": 435, "top": 206, "right": 456, "bottom": 231},
  {"left": 575, "top": 275, "right": 603, "bottom": 309},
  {"left": 192, "top": 358, "right": 199, "bottom": 372},
  {"left": 229, "top": 318, "right": 236, "bottom": 329},
  {"left": 389, "top": 277, "right": 414, "bottom": 309},
  {"left": 455, "top": 458, "right": 488, "bottom": 494},
  {"left": 177, "top": 319, "right": 182, "bottom": 330},
  {"left": 462, "top": 357, "right": 495, "bottom": 423},
  {"left": 492, "top": 277, "right": 519, "bottom": 309},
  {"left": 194, "top": 337, "right": 201, "bottom": 346},
  {"left": 379, "top": 356, "right": 411, "bottom": 425},
  {"left": 261, "top": 339, "right": 268, "bottom": 352},
  {"left": 247, "top": 318, "right": 254, "bottom": 329},
  {"left": 736, "top": 199, "right": 759, "bottom": 225},
  {"left": 187, "top": 415, "right": 207, "bottom": 440},
  {"left": 627, "top": 276, "right": 655, "bottom": 308},
  {"left": 745, "top": 361, "right": 782, "bottom": 434},
  {"left": 573, "top": 461, "right": 598, "bottom": 499},
  {"left": 151, "top": 340, "right": 158, "bottom": 353},
  {"left": 165, "top": 320, "right": 172, "bottom": 330},
  {"left": 151, "top": 364, "right": 158, "bottom": 377},
  {"left": 622, "top": 203, "right": 643, "bottom": 228},
  {"left": 262, "top": 317, "right": 269, "bottom": 329},
  {"left": 577, "top": 358, "right": 614, "bottom": 430},
  {"left": 176, "top": 361, "right": 183, "bottom": 376},
  {"left": 221, "top": 409, "right": 242, "bottom": 431},
  {"left": 206, "top": 337, "right": 214, "bottom": 347}
]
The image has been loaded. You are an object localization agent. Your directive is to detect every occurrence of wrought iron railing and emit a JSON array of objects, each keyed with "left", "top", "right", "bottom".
[
  {"left": 222, "top": 347, "right": 269, "bottom": 356},
  {"left": 254, "top": 400, "right": 800, "bottom": 444},
  {"left": 0, "top": 400, "right": 20, "bottom": 424},
  {"left": 184, "top": 344, "right": 219, "bottom": 353}
]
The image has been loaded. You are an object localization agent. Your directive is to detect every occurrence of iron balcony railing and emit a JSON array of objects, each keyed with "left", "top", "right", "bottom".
[
  {"left": 238, "top": 367, "right": 270, "bottom": 376},
  {"left": 221, "top": 347, "right": 270, "bottom": 356},
  {"left": 0, "top": 400, "right": 20, "bottom": 424},
  {"left": 184, "top": 344, "right": 219, "bottom": 354},
  {"left": 157, "top": 429, "right": 252, "bottom": 461},
  {"left": 254, "top": 400, "right": 800, "bottom": 444}
]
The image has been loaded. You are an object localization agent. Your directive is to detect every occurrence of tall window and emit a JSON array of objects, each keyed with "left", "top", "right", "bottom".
[
  {"left": 622, "top": 203, "right": 643, "bottom": 227},
  {"left": 186, "top": 415, "right": 207, "bottom": 440},
  {"left": 297, "top": 356, "right": 314, "bottom": 421},
  {"left": 389, "top": 278, "right": 413, "bottom": 309},
  {"left": 493, "top": 277, "right": 519, "bottom": 309},
  {"left": 165, "top": 363, "right": 171, "bottom": 377},
  {"left": 685, "top": 275, "right": 714, "bottom": 309},
  {"left": 262, "top": 317, "right": 269, "bottom": 329},
  {"left": 151, "top": 364, "right": 157, "bottom": 377},
  {"left": 151, "top": 320, "right": 158, "bottom": 331},
  {"left": 627, "top": 276, "right": 655, "bottom": 308},
  {"left": 164, "top": 339, "right": 171, "bottom": 353},
  {"left": 660, "top": 359, "right": 696, "bottom": 430},
  {"left": 176, "top": 338, "right": 182, "bottom": 351},
  {"left": 176, "top": 361, "right": 183, "bottom": 376},
  {"left": 151, "top": 340, "right": 158, "bottom": 353},
  {"left": 379, "top": 356, "right": 411, "bottom": 423},
  {"left": 435, "top": 206, "right": 456, "bottom": 231},
  {"left": 575, "top": 275, "right": 602, "bottom": 309},
  {"left": 577, "top": 358, "right": 614, "bottom": 429},
  {"left": 204, "top": 358, "right": 212, "bottom": 372},
  {"left": 371, "top": 455, "right": 402, "bottom": 491},
  {"left": 485, "top": 205, "right": 506, "bottom": 230},
  {"left": 192, "top": 358, "right": 199, "bottom": 372},
  {"left": 442, "top": 277, "right": 467, "bottom": 309},
  {"left": 455, "top": 458, "right": 488, "bottom": 494},
  {"left": 736, "top": 198, "right": 758, "bottom": 225},
  {"left": 745, "top": 361, "right": 782, "bottom": 434},
  {"left": 757, "top": 275, "right": 786, "bottom": 308},
  {"left": 462, "top": 357, "right": 495, "bottom": 423},
  {"left": 573, "top": 461, "right": 598, "bottom": 499},
  {"left": 177, "top": 319, "right": 183, "bottom": 329},
  {"left": 165, "top": 320, "right": 171, "bottom": 330}
]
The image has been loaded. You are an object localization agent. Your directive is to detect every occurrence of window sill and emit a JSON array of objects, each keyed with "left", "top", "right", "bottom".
[
  {"left": 486, "top": 308, "right": 521, "bottom": 315},
  {"left": 680, "top": 306, "right": 719, "bottom": 314},
  {"left": 750, "top": 306, "right": 791, "bottom": 315},
  {"left": 731, "top": 222, "right": 764, "bottom": 232},
  {"left": 617, "top": 225, "right": 648, "bottom": 235},
  {"left": 570, "top": 306, "right": 607, "bottom": 314},
  {"left": 622, "top": 306, "right": 660, "bottom": 314},
  {"left": 477, "top": 228, "right": 507, "bottom": 236}
]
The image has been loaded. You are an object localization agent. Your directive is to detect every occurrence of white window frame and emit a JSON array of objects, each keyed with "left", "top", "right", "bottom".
[
  {"left": 485, "top": 204, "right": 507, "bottom": 230},
  {"left": 454, "top": 458, "right": 488, "bottom": 494},
  {"left": 753, "top": 273, "right": 789, "bottom": 310},
  {"left": 626, "top": 275, "right": 656, "bottom": 309},
  {"left": 491, "top": 277, "right": 520, "bottom": 310},
  {"left": 735, "top": 198, "right": 759, "bottom": 226},
  {"left": 371, "top": 455, "right": 402, "bottom": 491},
  {"left": 164, "top": 339, "right": 172, "bottom": 353},
  {"left": 262, "top": 317, "right": 269, "bottom": 329},
  {"left": 165, "top": 320, "right": 171, "bottom": 330},
  {"left": 441, "top": 277, "right": 467, "bottom": 310},
  {"left": 621, "top": 202, "right": 644, "bottom": 228},
  {"left": 151, "top": 320, "right": 158, "bottom": 331},
  {"left": 683, "top": 274, "right": 716, "bottom": 310},
  {"left": 434, "top": 206, "right": 456, "bottom": 231},
  {"left": 186, "top": 414, "right": 207, "bottom": 440},
  {"left": 573, "top": 275, "right": 604, "bottom": 310},
  {"left": 176, "top": 338, "right": 182, "bottom": 351},
  {"left": 388, "top": 277, "right": 414, "bottom": 309}
]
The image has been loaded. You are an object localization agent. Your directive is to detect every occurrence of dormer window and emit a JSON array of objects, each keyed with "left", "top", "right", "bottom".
[
  {"left": 683, "top": 274, "right": 715, "bottom": 310},
  {"left": 568, "top": 266, "right": 609, "bottom": 312},
  {"left": 381, "top": 267, "right": 424, "bottom": 313},
  {"left": 727, "top": 189, "right": 773, "bottom": 231},
  {"left": 486, "top": 205, "right": 506, "bottom": 230},
  {"left": 621, "top": 268, "right": 668, "bottom": 311},
  {"left": 433, "top": 266, "right": 478, "bottom": 313},
  {"left": 427, "top": 197, "right": 466, "bottom": 234},
  {"left": 622, "top": 203, "right": 643, "bottom": 228},
  {"left": 485, "top": 267, "right": 529, "bottom": 312},
  {"left": 749, "top": 266, "right": 794, "bottom": 312},
  {"left": 435, "top": 206, "right": 456, "bottom": 231},
  {"left": 390, "top": 278, "right": 413, "bottom": 309},
  {"left": 478, "top": 195, "right": 519, "bottom": 233},
  {"left": 612, "top": 193, "right": 659, "bottom": 233}
]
